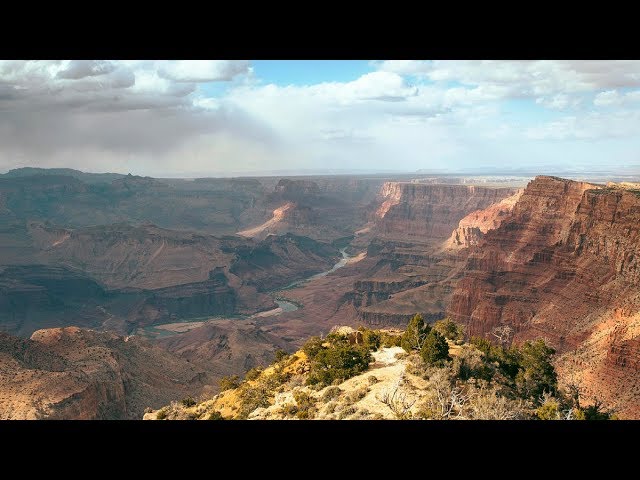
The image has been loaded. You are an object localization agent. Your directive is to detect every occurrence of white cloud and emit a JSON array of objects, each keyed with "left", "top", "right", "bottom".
[
  {"left": 526, "top": 110, "right": 640, "bottom": 140},
  {"left": 593, "top": 89, "right": 640, "bottom": 107},
  {"left": 379, "top": 60, "right": 640, "bottom": 97},
  {"left": 594, "top": 90, "right": 621, "bottom": 107},
  {"left": 158, "top": 60, "right": 249, "bottom": 82},
  {"left": 56, "top": 60, "right": 117, "bottom": 79},
  {"left": 535, "top": 93, "right": 581, "bottom": 110},
  {"left": 0, "top": 60, "right": 271, "bottom": 175}
]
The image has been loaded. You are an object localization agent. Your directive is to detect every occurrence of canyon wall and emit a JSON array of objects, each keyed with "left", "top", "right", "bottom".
[
  {"left": 350, "top": 183, "right": 520, "bottom": 326},
  {"left": 374, "top": 182, "right": 520, "bottom": 243},
  {"left": 447, "top": 176, "right": 640, "bottom": 416}
]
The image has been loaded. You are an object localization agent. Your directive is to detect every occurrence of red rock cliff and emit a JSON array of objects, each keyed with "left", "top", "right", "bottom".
[
  {"left": 375, "top": 182, "right": 519, "bottom": 243},
  {"left": 447, "top": 176, "right": 640, "bottom": 416}
]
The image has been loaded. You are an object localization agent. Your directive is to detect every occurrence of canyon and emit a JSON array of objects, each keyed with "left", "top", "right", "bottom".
[{"left": 1, "top": 168, "right": 639, "bottom": 418}]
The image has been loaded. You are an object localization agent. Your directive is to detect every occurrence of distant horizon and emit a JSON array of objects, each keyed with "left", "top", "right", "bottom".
[{"left": 3, "top": 164, "right": 640, "bottom": 182}]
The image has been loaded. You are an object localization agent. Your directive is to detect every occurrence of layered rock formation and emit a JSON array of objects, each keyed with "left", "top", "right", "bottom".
[
  {"left": 374, "top": 182, "right": 519, "bottom": 243},
  {"left": 447, "top": 176, "right": 640, "bottom": 416},
  {"left": 0, "top": 265, "right": 111, "bottom": 336},
  {"left": 347, "top": 183, "right": 520, "bottom": 326},
  {"left": 0, "top": 327, "right": 212, "bottom": 419},
  {"left": 445, "top": 189, "right": 523, "bottom": 249},
  {"left": 0, "top": 224, "right": 340, "bottom": 336}
]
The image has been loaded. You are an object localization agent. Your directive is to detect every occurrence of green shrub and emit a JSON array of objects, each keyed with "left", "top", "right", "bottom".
[
  {"left": 338, "top": 405, "right": 358, "bottom": 419},
  {"left": 181, "top": 396, "right": 197, "bottom": 407},
  {"left": 420, "top": 330, "right": 450, "bottom": 365},
  {"left": 302, "top": 336, "right": 326, "bottom": 359},
  {"left": 245, "top": 366, "right": 263, "bottom": 382},
  {"left": 306, "top": 342, "right": 371, "bottom": 387},
  {"left": 293, "top": 390, "right": 316, "bottom": 419},
  {"left": 360, "top": 328, "right": 381, "bottom": 351},
  {"left": 282, "top": 403, "right": 299, "bottom": 417},
  {"left": 380, "top": 331, "right": 402, "bottom": 348},
  {"left": 433, "top": 318, "right": 465, "bottom": 342},
  {"left": 237, "top": 381, "right": 272, "bottom": 419},
  {"left": 470, "top": 336, "right": 493, "bottom": 356},
  {"left": 453, "top": 345, "right": 494, "bottom": 381},
  {"left": 274, "top": 349, "right": 289, "bottom": 362},
  {"left": 401, "top": 314, "right": 431, "bottom": 353},
  {"left": 344, "top": 386, "right": 369, "bottom": 405},
  {"left": 470, "top": 336, "right": 558, "bottom": 403},
  {"left": 156, "top": 408, "right": 168, "bottom": 420},
  {"left": 219, "top": 375, "right": 241, "bottom": 392},
  {"left": 515, "top": 340, "right": 557, "bottom": 402},
  {"left": 207, "top": 411, "right": 224, "bottom": 420},
  {"left": 536, "top": 397, "right": 561, "bottom": 420},
  {"left": 580, "top": 401, "right": 616, "bottom": 420}
]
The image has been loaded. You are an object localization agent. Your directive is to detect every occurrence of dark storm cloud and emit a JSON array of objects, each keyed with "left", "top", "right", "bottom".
[{"left": 0, "top": 60, "right": 275, "bottom": 172}]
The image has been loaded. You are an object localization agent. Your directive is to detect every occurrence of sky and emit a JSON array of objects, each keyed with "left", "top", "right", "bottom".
[{"left": 1, "top": 60, "right": 640, "bottom": 177}]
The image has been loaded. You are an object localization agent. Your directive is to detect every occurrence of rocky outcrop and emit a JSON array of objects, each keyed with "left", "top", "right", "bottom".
[
  {"left": 0, "top": 265, "right": 111, "bottom": 336},
  {"left": 131, "top": 278, "right": 238, "bottom": 329},
  {"left": 448, "top": 176, "right": 600, "bottom": 337},
  {"left": 343, "top": 183, "right": 519, "bottom": 327},
  {"left": 229, "top": 233, "right": 339, "bottom": 291},
  {"left": 447, "top": 176, "right": 640, "bottom": 416},
  {"left": 157, "top": 320, "right": 291, "bottom": 382},
  {"left": 374, "top": 182, "right": 519, "bottom": 243},
  {"left": 445, "top": 189, "right": 523, "bottom": 249},
  {"left": 274, "top": 179, "right": 320, "bottom": 198},
  {"left": 0, "top": 327, "right": 212, "bottom": 419}
]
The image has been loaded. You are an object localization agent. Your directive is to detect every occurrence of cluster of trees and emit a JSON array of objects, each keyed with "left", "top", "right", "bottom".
[
  {"left": 303, "top": 332, "right": 372, "bottom": 387},
  {"left": 197, "top": 313, "right": 615, "bottom": 420},
  {"left": 468, "top": 336, "right": 558, "bottom": 402},
  {"left": 401, "top": 313, "right": 615, "bottom": 420},
  {"left": 400, "top": 314, "right": 451, "bottom": 366}
]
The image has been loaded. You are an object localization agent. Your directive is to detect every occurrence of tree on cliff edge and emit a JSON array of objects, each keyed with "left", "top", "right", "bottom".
[{"left": 401, "top": 314, "right": 431, "bottom": 353}]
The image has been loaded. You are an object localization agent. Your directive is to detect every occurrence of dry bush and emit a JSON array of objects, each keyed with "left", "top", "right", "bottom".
[
  {"left": 338, "top": 405, "right": 358, "bottom": 419},
  {"left": 324, "top": 401, "right": 338, "bottom": 414},
  {"left": 321, "top": 386, "right": 343, "bottom": 402},
  {"left": 376, "top": 374, "right": 416, "bottom": 420},
  {"left": 344, "top": 385, "right": 369, "bottom": 405},
  {"left": 415, "top": 368, "right": 469, "bottom": 419},
  {"left": 287, "top": 374, "right": 306, "bottom": 389},
  {"left": 467, "top": 386, "right": 529, "bottom": 420}
]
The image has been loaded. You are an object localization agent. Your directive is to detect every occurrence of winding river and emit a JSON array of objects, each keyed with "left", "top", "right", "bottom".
[
  {"left": 281, "top": 247, "right": 350, "bottom": 290},
  {"left": 138, "top": 247, "right": 354, "bottom": 337}
]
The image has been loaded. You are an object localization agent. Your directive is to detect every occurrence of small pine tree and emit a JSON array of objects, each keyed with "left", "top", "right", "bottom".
[
  {"left": 401, "top": 313, "right": 431, "bottom": 353},
  {"left": 245, "top": 366, "right": 263, "bottom": 381},
  {"left": 361, "top": 328, "right": 381, "bottom": 351},
  {"left": 433, "top": 318, "right": 465, "bottom": 342},
  {"left": 420, "top": 330, "right": 450, "bottom": 365},
  {"left": 219, "top": 374, "right": 241, "bottom": 391},
  {"left": 515, "top": 339, "right": 557, "bottom": 402},
  {"left": 274, "top": 349, "right": 288, "bottom": 362}
]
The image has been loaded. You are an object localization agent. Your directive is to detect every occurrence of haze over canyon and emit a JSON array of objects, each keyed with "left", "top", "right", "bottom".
[{"left": 0, "top": 167, "right": 638, "bottom": 418}]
